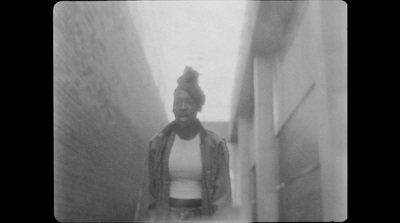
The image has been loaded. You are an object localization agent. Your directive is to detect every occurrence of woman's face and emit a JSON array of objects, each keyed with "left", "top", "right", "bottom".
[{"left": 173, "top": 89, "right": 200, "bottom": 127}]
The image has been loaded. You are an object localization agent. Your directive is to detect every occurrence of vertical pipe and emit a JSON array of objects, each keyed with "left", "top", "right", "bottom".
[
  {"left": 253, "top": 54, "right": 278, "bottom": 222},
  {"left": 238, "top": 116, "right": 252, "bottom": 221}
]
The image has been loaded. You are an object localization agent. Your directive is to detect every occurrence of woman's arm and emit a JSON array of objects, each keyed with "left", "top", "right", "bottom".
[
  {"left": 211, "top": 139, "right": 233, "bottom": 218},
  {"left": 147, "top": 138, "right": 158, "bottom": 220}
]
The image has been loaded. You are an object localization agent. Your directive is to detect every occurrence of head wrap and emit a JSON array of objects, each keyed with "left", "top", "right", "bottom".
[{"left": 174, "top": 66, "right": 206, "bottom": 107}]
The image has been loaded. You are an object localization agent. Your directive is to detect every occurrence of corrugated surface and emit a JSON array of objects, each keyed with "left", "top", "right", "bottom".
[{"left": 54, "top": 2, "right": 168, "bottom": 221}]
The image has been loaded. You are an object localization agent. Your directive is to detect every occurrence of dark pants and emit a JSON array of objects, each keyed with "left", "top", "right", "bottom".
[
  {"left": 168, "top": 198, "right": 203, "bottom": 221},
  {"left": 169, "top": 206, "right": 203, "bottom": 221}
]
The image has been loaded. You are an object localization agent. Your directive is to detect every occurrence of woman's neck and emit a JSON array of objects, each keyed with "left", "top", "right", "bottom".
[{"left": 175, "top": 120, "right": 201, "bottom": 140}]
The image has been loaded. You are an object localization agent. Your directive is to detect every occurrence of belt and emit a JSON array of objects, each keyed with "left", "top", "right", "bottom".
[{"left": 169, "top": 198, "right": 201, "bottom": 208}]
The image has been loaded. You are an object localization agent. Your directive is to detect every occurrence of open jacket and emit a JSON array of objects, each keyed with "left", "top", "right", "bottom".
[{"left": 147, "top": 120, "right": 232, "bottom": 220}]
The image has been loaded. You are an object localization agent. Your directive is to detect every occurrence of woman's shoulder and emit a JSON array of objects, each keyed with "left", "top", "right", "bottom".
[
  {"left": 148, "top": 132, "right": 167, "bottom": 150},
  {"left": 203, "top": 128, "right": 227, "bottom": 146},
  {"left": 149, "top": 132, "right": 163, "bottom": 142}
]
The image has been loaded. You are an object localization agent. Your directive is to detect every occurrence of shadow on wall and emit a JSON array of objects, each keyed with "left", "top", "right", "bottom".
[{"left": 53, "top": 2, "right": 168, "bottom": 222}]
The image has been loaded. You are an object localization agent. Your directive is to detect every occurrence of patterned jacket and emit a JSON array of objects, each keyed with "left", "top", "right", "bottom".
[{"left": 147, "top": 120, "right": 232, "bottom": 220}]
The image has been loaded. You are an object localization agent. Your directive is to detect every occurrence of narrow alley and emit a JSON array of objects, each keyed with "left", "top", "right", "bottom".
[{"left": 54, "top": 1, "right": 347, "bottom": 222}]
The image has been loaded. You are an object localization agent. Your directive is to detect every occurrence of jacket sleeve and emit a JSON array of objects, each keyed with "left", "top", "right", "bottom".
[
  {"left": 211, "top": 138, "right": 233, "bottom": 218},
  {"left": 147, "top": 138, "right": 157, "bottom": 220}
]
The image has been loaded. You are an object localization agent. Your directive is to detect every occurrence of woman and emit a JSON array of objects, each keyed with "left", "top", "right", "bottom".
[{"left": 147, "top": 66, "right": 232, "bottom": 221}]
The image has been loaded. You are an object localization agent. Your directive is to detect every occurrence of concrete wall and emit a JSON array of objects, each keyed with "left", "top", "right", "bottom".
[
  {"left": 271, "top": 1, "right": 325, "bottom": 221},
  {"left": 275, "top": 1, "right": 347, "bottom": 221},
  {"left": 276, "top": 85, "right": 323, "bottom": 221},
  {"left": 53, "top": 2, "right": 168, "bottom": 221},
  {"left": 229, "top": 0, "right": 346, "bottom": 221},
  {"left": 269, "top": 1, "right": 346, "bottom": 221}
]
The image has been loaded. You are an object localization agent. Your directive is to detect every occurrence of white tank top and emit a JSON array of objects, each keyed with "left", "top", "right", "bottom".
[{"left": 168, "top": 133, "right": 202, "bottom": 199}]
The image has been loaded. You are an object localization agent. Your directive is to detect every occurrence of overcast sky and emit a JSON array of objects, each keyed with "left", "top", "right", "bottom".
[{"left": 129, "top": 0, "right": 247, "bottom": 122}]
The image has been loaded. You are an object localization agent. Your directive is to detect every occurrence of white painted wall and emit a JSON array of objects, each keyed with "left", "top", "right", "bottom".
[
  {"left": 273, "top": 1, "right": 325, "bottom": 135},
  {"left": 231, "top": 0, "right": 347, "bottom": 221},
  {"left": 272, "top": 1, "right": 347, "bottom": 221}
]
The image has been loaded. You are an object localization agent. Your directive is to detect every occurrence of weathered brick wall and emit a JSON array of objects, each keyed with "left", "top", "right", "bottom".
[{"left": 53, "top": 2, "right": 168, "bottom": 221}]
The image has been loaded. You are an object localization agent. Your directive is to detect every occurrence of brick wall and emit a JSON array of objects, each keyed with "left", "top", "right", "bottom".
[{"left": 53, "top": 2, "right": 168, "bottom": 221}]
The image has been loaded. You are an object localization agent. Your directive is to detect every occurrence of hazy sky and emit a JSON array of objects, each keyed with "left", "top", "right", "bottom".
[{"left": 129, "top": 1, "right": 247, "bottom": 122}]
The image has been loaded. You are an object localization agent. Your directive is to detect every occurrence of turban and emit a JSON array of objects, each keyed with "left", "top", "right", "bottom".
[{"left": 174, "top": 66, "right": 206, "bottom": 107}]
